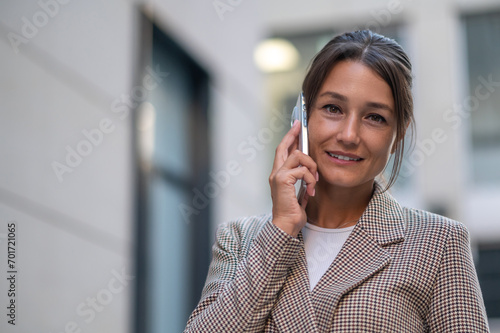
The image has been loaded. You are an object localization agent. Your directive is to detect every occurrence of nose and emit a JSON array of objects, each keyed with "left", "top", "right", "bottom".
[{"left": 336, "top": 114, "right": 361, "bottom": 146}]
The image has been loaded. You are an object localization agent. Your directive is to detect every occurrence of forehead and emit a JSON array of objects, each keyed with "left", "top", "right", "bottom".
[{"left": 319, "top": 60, "right": 394, "bottom": 109}]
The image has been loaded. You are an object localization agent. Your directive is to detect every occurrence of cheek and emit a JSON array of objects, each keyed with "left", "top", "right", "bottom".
[
  {"left": 307, "top": 118, "right": 332, "bottom": 155},
  {"left": 306, "top": 114, "right": 323, "bottom": 148},
  {"left": 371, "top": 134, "right": 396, "bottom": 162},
  {"left": 307, "top": 129, "right": 321, "bottom": 160}
]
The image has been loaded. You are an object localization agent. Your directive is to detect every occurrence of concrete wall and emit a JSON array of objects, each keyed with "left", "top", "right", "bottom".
[{"left": 0, "top": 1, "right": 136, "bottom": 332}]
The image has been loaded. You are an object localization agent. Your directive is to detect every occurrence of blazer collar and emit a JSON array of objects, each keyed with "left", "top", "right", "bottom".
[{"left": 356, "top": 181, "right": 406, "bottom": 246}]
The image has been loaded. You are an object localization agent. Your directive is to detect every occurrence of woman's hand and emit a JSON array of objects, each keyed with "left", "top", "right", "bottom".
[{"left": 269, "top": 121, "right": 318, "bottom": 237}]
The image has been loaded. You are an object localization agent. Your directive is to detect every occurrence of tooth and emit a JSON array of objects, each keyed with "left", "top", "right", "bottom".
[{"left": 328, "top": 152, "right": 360, "bottom": 161}]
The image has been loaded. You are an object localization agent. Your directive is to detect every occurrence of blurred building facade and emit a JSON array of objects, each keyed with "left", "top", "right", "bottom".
[{"left": 0, "top": 0, "right": 499, "bottom": 332}]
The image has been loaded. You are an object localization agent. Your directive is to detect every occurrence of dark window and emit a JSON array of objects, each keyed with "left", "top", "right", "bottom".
[
  {"left": 134, "top": 18, "right": 211, "bottom": 333},
  {"left": 463, "top": 11, "right": 500, "bottom": 184},
  {"left": 476, "top": 243, "right": 500, "bottom": 318}
]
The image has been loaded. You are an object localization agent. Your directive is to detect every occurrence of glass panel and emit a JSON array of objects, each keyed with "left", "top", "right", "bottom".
[
  {"left": 147, "top": 176, "right": 191, "bottom": 332},
  {"left": 477, "top": 244, "right": 500, "bottom": 318},
  {"left": 464, "top": 12, "right": 500, "bottom": 184},
  {"left": 139, "top": 25, "right": 211, "bottom": 333},
  {"left": 150, "top": 37, "right": 192, "bottom": 180}
]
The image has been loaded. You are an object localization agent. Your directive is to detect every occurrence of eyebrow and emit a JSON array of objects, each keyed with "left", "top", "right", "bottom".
[
  {"left": 366, "top": 101, "right": 393, "bottom": 113},
  {"left": 318, "top": 91, "right": 348, "bottom": 102},
  {"left": 318, "top": 91, "right": 393, "bottom": 113}
]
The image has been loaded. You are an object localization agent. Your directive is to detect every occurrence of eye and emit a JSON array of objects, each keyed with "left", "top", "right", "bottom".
[
  {"left": 366, "top": 114, "right": 386, "bottom": 123},
  {"left": 323, "top": 104, "right": 341, "bottom": 115}
]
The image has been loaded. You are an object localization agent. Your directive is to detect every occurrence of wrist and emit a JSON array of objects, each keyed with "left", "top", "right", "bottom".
[{"left": 272, "top": 217, "right": 303, "bottom": 238}]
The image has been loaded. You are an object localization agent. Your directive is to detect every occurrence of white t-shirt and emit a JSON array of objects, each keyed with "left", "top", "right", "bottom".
[{"left": 302, "top": 222, "right": 355, "bottom": 290}]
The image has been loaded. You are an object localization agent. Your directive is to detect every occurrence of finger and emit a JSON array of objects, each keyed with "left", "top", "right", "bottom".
[
  {"left": 273, "top": 164, "right": 316, "bottom": 190},
  {"left": 272, "top": 121, "right": 301, "bottom": 170},
  {"left": 279, "top": 120, "right": 300, "bottom": 154},
  {"left": 280, "top": 166, "right": 316, "bottom": 198},
  {"left": 307, "top": 177, "right": 316, "bottom": 197},
  {"left": 281, "top": 150, "right": 318, "bottom": 178},
  {"left": 297, "top": 166, "right": 317, "bottom": 195},
  {"left": 288, "top": 135, "right": 299, "bottom": 156}
]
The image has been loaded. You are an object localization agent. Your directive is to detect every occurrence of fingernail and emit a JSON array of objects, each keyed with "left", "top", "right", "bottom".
[
  {"left": 312, "top": 188, "right": 316, "bottom": 196},
  {"left": 316, "top": 172, "right": 319, "bottom": 181}
]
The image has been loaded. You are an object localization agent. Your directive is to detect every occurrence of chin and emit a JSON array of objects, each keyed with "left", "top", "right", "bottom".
[{"left": 320, "top": 172, "right": 374, "bottom": 190}]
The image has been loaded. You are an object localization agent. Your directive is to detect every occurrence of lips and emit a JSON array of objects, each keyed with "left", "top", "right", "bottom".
[{"left": 326, "top": 151, "right": 363, "bottom": 161}]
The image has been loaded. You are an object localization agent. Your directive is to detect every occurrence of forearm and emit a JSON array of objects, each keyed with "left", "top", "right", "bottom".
[{"left": 185, "top": 220, "right": 301, "bottom": 332}]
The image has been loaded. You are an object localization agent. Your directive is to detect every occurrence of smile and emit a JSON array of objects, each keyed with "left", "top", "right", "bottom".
[{"left": 327, "top": 152, "right": 362, "bottom": 161}]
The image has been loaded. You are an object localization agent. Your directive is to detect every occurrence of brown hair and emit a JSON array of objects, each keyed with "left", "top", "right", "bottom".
[{"left": 302, "top": 30, "right": 414, "bottom": 191}]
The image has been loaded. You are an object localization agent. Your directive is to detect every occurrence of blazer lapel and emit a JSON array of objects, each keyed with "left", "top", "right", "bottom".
[
  {"left": 311, "top": 226, "right": 391, "bottom": 332},
  {"left": 272, "top": 241, "right": 320, "bottom": 333},
  {"left": 310, "top": 183, "right": 406, "bottom": 332}
]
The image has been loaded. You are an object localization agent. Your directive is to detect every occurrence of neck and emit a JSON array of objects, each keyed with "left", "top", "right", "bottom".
[{"left": 305, "top": 180, "right": 374, "bottom": 229}]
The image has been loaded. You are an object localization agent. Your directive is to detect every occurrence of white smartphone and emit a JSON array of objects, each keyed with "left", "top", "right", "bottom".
[{"left": 290, "top": 92, "right": 309, "bottom": 204}]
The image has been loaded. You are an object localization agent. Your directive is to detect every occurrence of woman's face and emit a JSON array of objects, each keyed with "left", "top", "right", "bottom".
[{"left": 308, "top": 60, "right": 397, "bottom": 190}]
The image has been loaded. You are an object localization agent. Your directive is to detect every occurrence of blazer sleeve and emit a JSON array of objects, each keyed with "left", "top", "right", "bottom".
[
  {"left": 184, "top": 219, "right": 302, "bottom": 332},
  {"left": 426, "top": 222, "right": 490, "bottom": 332}
]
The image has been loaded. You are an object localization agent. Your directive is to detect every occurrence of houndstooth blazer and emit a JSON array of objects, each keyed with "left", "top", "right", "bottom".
[{"left": 185, "top": 184, "right": 489, "bottom": 332}]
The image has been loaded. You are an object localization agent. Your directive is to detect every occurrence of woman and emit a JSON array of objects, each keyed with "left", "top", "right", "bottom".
[{"left": 185, "top": 30, "right": 489, "bottom": 332}]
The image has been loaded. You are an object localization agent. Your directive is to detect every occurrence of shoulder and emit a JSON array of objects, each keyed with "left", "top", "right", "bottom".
[
  {"left": 401, "top": 206, "right": 470, "bottom": 244},
  {"left": 214, "top": 213, "right": 272, "bottom": 255},
  {"left": 217, "top": 213, "right": 272, "bottom": 238}
]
